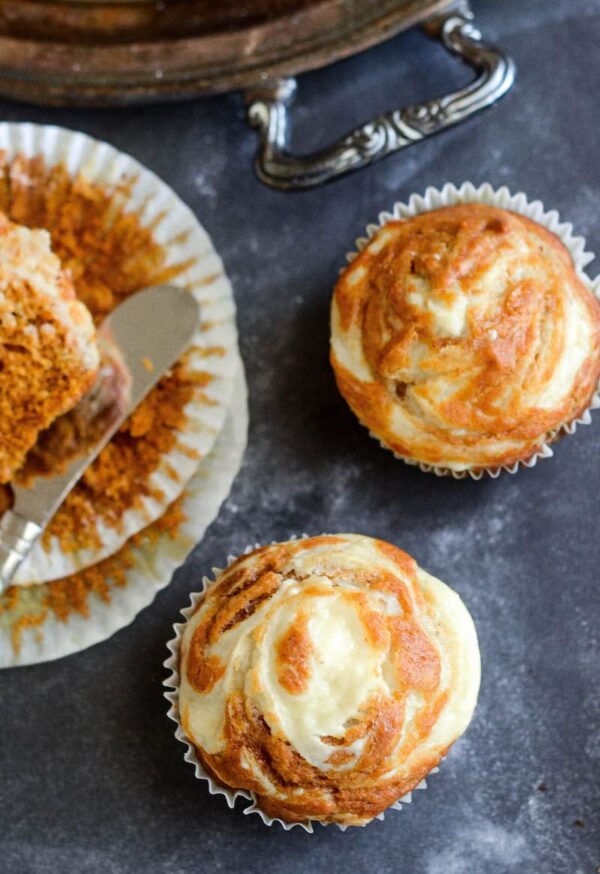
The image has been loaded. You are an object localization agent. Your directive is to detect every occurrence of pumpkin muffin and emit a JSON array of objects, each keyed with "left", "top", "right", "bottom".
[
  {"left": 18, "top": 336, "right": 131, "bottom": 484},
  {"left": 0, "top": 213, "right": 99, "bottom": 483},
  {"left": 176, "top": 534, "right": 480, "bottom": 826},
  {"left": 331, "top": 203, "right": 600, "bottom": 473}
]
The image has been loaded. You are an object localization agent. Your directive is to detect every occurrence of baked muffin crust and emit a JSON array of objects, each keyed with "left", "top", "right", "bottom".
[
  {"left": 0, "top": 214, "right": 99, "bottom": 483},
  {"left": 331, "top": 204, "right": 600, "bottom": 471},
  {"left": 178, "top": 534, "right": 480, "bottom": 826}
]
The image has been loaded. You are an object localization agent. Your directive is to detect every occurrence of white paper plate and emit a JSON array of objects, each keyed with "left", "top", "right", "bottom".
[
  {"left": 0, "top": 361, "right": 248, "bottom": 668},
  {"left": 0, "top": 123, "right": 239, "bottom": 583}
]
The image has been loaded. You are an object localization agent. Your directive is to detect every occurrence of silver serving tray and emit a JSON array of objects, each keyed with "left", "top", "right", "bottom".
[{"left": 0, "top": 0, "right": 515, "bottom": 188}]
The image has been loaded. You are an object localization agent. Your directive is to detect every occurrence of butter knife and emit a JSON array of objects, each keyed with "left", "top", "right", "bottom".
[{"left": 0, "top": 284, "right": 200, "bottom": 592}]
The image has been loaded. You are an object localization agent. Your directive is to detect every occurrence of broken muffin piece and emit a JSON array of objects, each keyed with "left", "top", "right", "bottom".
[
  {"left": 0, "top": 213, "right": 99, "bottom": 483},
  {"left": 18, "top": 335, "right": 131, "bottom": 485}
]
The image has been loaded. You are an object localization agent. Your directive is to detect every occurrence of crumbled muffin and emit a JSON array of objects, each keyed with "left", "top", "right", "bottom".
[{"left": 0, "top": 214, "right": 99, "bottom": 483}]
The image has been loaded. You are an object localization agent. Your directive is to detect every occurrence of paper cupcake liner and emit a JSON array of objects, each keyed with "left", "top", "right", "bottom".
[
  {"left": 0, "top": 359, "right": 248, "bottom": 668},
  {"left": 344, "top": 181, "right": 600, "bottom": 480},
  {"left": 0, "top": 122, "right": 239, "bottom": 584},
  {"left": 163, "top": 535, "right": 437, "bottom": 832}
]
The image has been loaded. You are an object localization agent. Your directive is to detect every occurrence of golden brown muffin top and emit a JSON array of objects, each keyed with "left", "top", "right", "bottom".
[
  {"left": 178, "top": 534, "right": 480, "bottom": 826},
  {"left": 0, "top": 213, "right": 99, "bottom": 483},
  {"left": 331, "top": 204, "right": 600, "bottom": 472}
]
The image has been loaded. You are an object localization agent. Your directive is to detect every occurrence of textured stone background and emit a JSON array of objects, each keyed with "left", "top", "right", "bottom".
[{"left": 1, "top": 0, "right": 599, "bottom": 871}]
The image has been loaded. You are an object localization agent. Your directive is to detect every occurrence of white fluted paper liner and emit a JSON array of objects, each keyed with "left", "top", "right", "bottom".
[
  {"left": 0, "top": 122, "right": 239, "bottom": 584},
  {"left": 344, "top": 181, "right": 600, "bottom": 479},
  {"left": 163, "top": 534, "right": 438, "bottom": 832},
  {"left": 0, "top": 360, "right": 248, "bottom": 668}
]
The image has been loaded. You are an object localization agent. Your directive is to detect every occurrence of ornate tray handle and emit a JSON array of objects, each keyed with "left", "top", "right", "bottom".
[{"left": 245, "top": 5, "right": 515, "bottom": 190}]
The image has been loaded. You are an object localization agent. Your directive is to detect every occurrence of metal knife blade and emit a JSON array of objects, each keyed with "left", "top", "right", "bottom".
[{"left": 0, "top": 284, "right": 200, "bottom": 590}]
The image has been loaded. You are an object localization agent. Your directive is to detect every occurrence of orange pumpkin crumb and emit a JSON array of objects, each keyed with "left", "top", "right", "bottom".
[
  {"left": 0, "top": 149, "right": 207, "bottom": 654},
  {"left": 0, "top": 151, "right": 204, "bottom": 553},
  {"left": 1, "top": 495, "right": 187, "bottom": 653}
]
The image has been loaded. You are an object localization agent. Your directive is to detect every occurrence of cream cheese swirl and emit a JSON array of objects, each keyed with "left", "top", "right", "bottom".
[
  {"left": 179, "top": 534, "right": 480, "bottom": 825},
  {"left": 331, "top": 205, "right": 600, "bottom": 471}
]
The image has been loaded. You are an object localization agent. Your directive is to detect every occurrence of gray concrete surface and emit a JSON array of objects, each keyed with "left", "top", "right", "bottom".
[{"left": 0, "top": 1, "right": 598, "bottom": 871}]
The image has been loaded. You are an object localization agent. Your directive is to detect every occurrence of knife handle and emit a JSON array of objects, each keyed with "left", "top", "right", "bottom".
[{"left": 0, "top": 510, "right": 43, "bottom": 593}]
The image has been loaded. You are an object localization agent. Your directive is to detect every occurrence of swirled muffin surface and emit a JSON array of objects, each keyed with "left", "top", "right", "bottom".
[
  {"left": 179, "top": 534, "right": 480, "bottom": 826},
  {"left": 331, "top": 204, "right": 600, "bottom": 471},
  {"left": 0, "top": 214, "right": 99, "bottom": 483}
]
